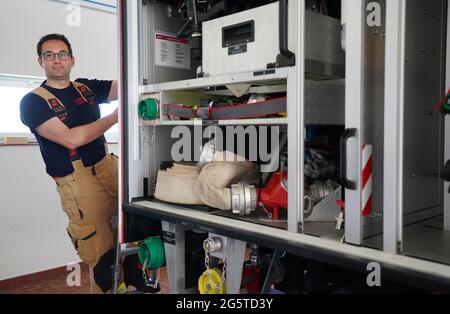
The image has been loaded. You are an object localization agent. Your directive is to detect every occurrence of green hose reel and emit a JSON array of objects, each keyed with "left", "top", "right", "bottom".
[
  {"left": 138, "top": 98, "right": 159, "bottom": 120},
  {"left": 138, "top": 237, "right": 165, "bottom": 270}
]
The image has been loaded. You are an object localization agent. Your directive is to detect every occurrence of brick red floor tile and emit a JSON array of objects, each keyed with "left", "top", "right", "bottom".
[{"left": 1, "top": 265, "right": 170, "bottom": 294}]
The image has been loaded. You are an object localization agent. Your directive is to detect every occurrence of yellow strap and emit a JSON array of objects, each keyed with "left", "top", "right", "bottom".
[
  {"left": 31, "top": 87, "right": 66, "bottom": 111},
  {"left": 72, "top": 81, "right": 93, "bottom": 104},
  {"left": 32, "top": 81, "right": 94, "bottom": 109}
]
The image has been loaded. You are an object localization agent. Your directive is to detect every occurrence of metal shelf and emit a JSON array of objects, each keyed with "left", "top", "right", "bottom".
[
  {"left": 140, "top": 117, "right": 288, "bottom": 127},
  {"left": 124, "top": 200, "right": 450, "bottom": 291},
  {"left": 140, "top": 68, "right": 289, "bottom": 94}
]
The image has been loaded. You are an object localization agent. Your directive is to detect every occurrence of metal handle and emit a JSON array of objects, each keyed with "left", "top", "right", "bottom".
[
  {"left": 340, "top": 128, "right": 357, "bottom": 190},
  {"left": 443, "top": 160, "right": 450, "bottom": 182},
  {"left": 276, "top": 0, "right": 296, "bottom": 67}
]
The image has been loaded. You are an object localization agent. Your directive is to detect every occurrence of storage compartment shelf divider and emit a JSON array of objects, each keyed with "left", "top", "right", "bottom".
[
  {"left": 140, "top": 118, "right": 288, "bottom": 127},
  {"left": 140, "top": 68, "right": 289, "bottom": 94}
]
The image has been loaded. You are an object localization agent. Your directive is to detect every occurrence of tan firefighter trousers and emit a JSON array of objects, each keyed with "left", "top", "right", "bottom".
[{"left": 54, "top": 153, "right": 118, "bottom": 294}]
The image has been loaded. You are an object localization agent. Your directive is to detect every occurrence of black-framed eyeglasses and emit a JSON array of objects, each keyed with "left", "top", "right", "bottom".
[{"left": 41, "top": 50, "right": 71, "bottom": 61}]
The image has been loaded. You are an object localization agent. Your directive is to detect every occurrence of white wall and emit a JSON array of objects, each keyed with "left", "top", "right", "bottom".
[
  {"left": 0, "top": 0, "right": 117, "bottom": 80},
  {"left": 0, "top": 144, "right": 119, "bottom": 280},
  {"left": 0, "top": 0, "right": 119, "bottom": 280}
]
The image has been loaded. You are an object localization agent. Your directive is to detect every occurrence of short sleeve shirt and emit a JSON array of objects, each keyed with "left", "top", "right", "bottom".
[{"left": 20, "top": 79, "right": 113, "bottom": 177}]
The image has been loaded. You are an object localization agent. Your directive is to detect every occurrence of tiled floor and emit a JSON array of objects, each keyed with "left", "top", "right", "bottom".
[{"left": 0, "top": 263, "right": 169, "bottom": 294}]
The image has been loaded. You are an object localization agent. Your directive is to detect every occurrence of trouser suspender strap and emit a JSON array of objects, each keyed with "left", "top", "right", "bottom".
[
  {"left": 31, "top": 82, "right": 98, "bottom": 160},
  {"left": 72, "top": 81, "right": 97, "bottom": 105},
  {"left": 31, "top": 87, "right": 68, "bottom": 122}
]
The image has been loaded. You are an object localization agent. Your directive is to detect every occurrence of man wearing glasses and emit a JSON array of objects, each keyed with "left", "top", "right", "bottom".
[{"left": 19, "top": 34, "right": 139, "bottom": 294}]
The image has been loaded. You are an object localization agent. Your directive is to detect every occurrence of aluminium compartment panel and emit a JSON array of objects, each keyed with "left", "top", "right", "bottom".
[
  {"left": 202, "top": 2, "right": 280, "bottom": 77},
  {"left": 402, "top": 0, "right": 444, "bottom": 214},
  {"left": 304, "top": 80, "right": 345, "bottom": 126},
  {"left": 362, "top": 0, "right": 386, "bottom": 239},
  {"left": 145, "top": 1, "right": 197, "bottom": 84},
  {"left": 202, "top": 3, "right": 345, "bottom": 78}
]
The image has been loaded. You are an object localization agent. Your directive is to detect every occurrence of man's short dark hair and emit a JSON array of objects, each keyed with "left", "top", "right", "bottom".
[{"left": 37, "top": 34, "right": 73, "bottom": 57}]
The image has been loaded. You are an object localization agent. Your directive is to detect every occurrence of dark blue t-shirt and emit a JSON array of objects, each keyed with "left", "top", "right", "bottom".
[{"left": 20, "top": 79, "right": 113, "bottom": 177}]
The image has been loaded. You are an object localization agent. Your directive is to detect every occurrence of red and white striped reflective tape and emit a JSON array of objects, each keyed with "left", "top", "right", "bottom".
[{"left": 362, "top": 144, "right": 373, "bottom": 217}]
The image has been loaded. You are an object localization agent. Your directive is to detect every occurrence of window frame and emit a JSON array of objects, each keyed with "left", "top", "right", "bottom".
[
  {"left": 0, "top": 73, "right": 119, "bottom": 144},
  {"left": 0, "top": 73, "right": 44, "bottom": 143}
]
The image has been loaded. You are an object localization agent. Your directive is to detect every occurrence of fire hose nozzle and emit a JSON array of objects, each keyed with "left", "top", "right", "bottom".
[
  {"left": 231, "top": 183, "right": 257, "bottom": 216},
  {"left": 203, "top": 237, "right": 222, "bottom": 253}
]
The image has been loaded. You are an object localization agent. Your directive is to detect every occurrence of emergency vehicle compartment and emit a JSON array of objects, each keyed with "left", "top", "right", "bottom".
[{"left": 119, "top": 0, "right": 450, "bottom": 294}]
